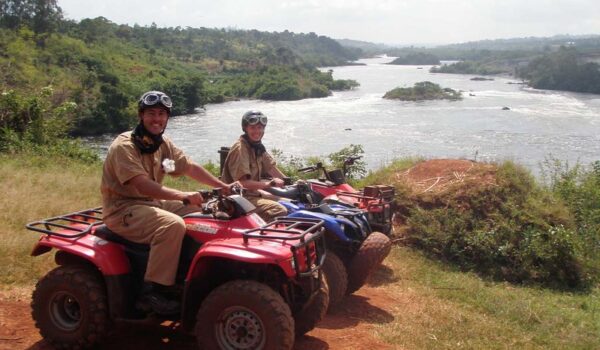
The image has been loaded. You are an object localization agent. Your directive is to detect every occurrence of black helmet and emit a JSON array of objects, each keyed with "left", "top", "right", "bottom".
[
  {"left": 241, "top": 110, "right": 268, "bottom": 130},
  {"left": 138, "top": 91, "right": 173, "bottom": 115}
]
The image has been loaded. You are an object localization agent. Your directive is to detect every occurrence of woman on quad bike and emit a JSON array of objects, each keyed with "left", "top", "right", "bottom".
[
  {"left": 221, "top": 110, "right": 288, "bottom": 222},
  {"left": 101, "top": 90, "right": 236, "bottom": 315}
]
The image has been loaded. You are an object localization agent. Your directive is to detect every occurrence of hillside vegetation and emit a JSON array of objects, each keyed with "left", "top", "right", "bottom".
[
  {"left": 362, "top": 36, "right": 600, "bottom": 93},
  {"left": 387, "top": 52, "right": 440, "bottom": 65},
  {"left": 0, "top": 1, "right": 359, "bottom": 136}
]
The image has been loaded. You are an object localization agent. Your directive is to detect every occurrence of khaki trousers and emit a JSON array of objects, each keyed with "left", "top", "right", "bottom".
[
  {"left": 246, "top": 196, "right": 288, "bottom": 222},
  {"left": 104, "top": 200, "right": 200, "bottom": 286}
]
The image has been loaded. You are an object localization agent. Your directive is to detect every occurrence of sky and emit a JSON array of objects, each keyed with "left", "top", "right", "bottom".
[{"left": 58, "top": 0, "right": 600, "bottom": 46}]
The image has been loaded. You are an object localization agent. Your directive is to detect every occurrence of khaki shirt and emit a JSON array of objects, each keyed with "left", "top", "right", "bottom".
[
  {"left": 101, "top": 131, "right": 192, "bottom": 219},
  {"left": 222, "top": 136, "right": 276, "bottom": 195}
]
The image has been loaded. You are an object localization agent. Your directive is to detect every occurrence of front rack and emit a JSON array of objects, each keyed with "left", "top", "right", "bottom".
[
  {"left": 243, "top": 217, "right": 326, "bottom": 278},
  {"left": 25, "top": 207, "right": 103, "bottom": 238}
]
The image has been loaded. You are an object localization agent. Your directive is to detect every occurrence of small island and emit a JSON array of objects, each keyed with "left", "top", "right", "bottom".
[
  {"left": 387, "top": 52, "right": 441, "bottom": 65},
  {"left": 383, "top": 81, "right": 462, "bottom": 101},
  {"left": 471, "top": 77, "right": 495, "bottom": 81}
]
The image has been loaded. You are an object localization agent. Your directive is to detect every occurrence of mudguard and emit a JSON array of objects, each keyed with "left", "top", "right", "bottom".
[
  {"left": 286, "top": 209, "right": 354, "bottom": 243},
  {"left": 186, "top": 238, "right": 296, "bottom": 279},
  {"left": 31, "top": 235, "right": 131, "bottom": 275}
]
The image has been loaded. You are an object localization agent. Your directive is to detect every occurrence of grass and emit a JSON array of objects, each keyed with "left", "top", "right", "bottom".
[
  {"left": 370, "top": 247, "right": 600, "bottom": 349},
  {"left": 0, "top": 154, "right": 101, "bottom": 288}
]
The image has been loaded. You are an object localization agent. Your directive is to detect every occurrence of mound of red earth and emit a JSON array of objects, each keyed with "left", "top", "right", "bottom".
[
  {"left": 389, "top": 159, "right": 500, "bottom": 232},
  {"left": 394, "top": 159, "right": 498, "bottom": 196}
]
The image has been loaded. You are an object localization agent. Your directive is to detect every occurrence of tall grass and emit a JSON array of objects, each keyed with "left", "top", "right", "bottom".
[
  {"left": 371, "top": 247, "right": 600, "bottom": 349},
  {"left": 0, "top": 153, "right": 101, "bottom": 288}
]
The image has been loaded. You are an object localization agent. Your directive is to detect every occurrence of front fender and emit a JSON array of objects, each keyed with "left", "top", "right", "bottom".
[
  {"left": 31, "top": 234, "right": 131, "bottom": 275},
  {"left": 186, "top": 238, "right": 295, "bottom": 279},
  {"left": 286, "top": 210, "right": 353, "bottom": 242}
]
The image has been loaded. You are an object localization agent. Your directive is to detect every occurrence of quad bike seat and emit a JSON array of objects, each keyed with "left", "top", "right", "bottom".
[{"left": 94, "top": 225, "right": 149, "bottom": 252}]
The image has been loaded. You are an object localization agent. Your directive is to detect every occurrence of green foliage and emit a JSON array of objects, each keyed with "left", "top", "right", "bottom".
[
  {"left": 430, "top": 61, "right": 506, "bottom": 75},
  {"left": 518, "top": 47, "right": 600, "bottom": 94},
  {"left": 209, "top": 66, "right": 357, "bottom": 102},
  {"left": 388, "top": 52, "right": 441, "bottom": 65},
  {"left": 398, "top": 160, "right": 593, "bottom": 289},
  {"left": 1, "top": 16, "right": 360, "bottom": 136},
  {"left": 270, "top": 144, "right": 366, "bottom": 181},
  {"left": 0, "top": 0, "right": 63, "bottom": 33},
  {"left": 0, "top": 87, "right": 97, "bottom": 161},
  {"left": 328, "top": 144, "right": 366, "bottom": 180},
  {"left": 540, "top": 157, "right": 600, "bottom": 282},
  {"left": 383, "top": 81, "right": 462, "bottom": 101}
]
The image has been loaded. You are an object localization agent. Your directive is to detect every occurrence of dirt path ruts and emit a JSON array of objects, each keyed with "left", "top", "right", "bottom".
[{"left": 0, "top": 281, "right": 397, "bottom": 350}]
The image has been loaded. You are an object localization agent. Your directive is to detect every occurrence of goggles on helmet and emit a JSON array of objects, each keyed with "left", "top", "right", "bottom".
[
  {"left": 245, "top": 113, "right": 268, "bottom": 126},
  {"left": 140, "top": 91, "right": 173, "bottom": 109}
]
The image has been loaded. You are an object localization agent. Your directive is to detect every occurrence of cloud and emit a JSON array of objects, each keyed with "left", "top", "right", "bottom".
[{"left": 58, "top": 0, "right": 600, "bottom": 44}]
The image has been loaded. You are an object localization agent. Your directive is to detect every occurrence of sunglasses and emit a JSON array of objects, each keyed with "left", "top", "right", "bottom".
[
  {"left": 142, "top": 92, "right": 173, "bottom": 108},
  {"left": 246, "top": 114, "right": 268, "bottom": 126}
]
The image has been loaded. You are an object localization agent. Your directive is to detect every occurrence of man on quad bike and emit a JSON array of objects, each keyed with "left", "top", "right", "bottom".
[
  {"left": 101, "top": 90, "right": 235, "bottom": 315},
  {"left": 221, "top": 110, "right": 288, "bottom": 221}
]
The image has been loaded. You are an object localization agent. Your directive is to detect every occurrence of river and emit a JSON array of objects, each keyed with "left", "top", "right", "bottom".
[{"left": 90, "top": 56, "right": 600, "bottom": 175}]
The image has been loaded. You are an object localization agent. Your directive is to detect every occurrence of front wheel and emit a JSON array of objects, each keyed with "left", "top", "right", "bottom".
[
  {"left": 195, "top": 280, "right": 294, "bottom": 350},
  {"left": 321, "top": 250, "right": 348, "bottom": 306},
  {"left": 31, "top": 265, "right": 110, "bottom": 349},
  {"left": 346, "top": 232, "right": 392, "bottom": 294}
]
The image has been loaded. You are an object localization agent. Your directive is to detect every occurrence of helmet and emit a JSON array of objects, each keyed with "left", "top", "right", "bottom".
[
  {"left": 241, "top": 110, "right": 268, "bottom": 130},
  {"left": 138, "top": 91, "right": 172, "bottom": 115}
]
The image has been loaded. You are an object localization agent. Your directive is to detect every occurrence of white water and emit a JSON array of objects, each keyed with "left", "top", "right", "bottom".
[{"left": 90, "top": 56, "right": 600, "bottom": 173}]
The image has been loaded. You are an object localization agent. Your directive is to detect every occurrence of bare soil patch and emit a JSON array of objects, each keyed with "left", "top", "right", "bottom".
[{"left": 0, "top": 284, "right": 397, "bottom": 350}]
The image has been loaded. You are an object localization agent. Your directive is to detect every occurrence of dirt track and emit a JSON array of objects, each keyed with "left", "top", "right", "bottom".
[{"left": 0, "top": 274, "right": 398, "bottom": 350}]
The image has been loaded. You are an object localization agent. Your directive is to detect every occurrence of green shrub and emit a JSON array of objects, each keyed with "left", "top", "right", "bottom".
[
  {"left": 403, "top": 160, "right": 594, "bottom": 289},
  {"left": 383, "top": 81, "right": 462, "bottom": 101},
  {"left": 0, "top": 87, "right": 98, "bottom": 161}
]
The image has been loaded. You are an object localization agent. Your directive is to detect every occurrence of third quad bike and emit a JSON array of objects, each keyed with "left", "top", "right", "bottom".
[
  {"left": 296, "top": 156, "right": 396, "bottom": 235},
  {"left": 264, "top": 180, "right": 391, "bottom": 305},
  {"left": 26, "top": 188, "right": 328, "bottom": 350}
]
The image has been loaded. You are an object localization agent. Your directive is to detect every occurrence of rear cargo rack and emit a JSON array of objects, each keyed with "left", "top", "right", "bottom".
[
  {"left": 25, "top": 207, "right": 103, "bottom": 238},
  {"left": 243, "top": 217, "right": 326, "bottom": 278}
]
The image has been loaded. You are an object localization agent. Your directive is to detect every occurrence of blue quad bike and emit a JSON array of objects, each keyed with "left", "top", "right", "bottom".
[{"left": 264, "top": 181, "right": 392, "bottom": 306}]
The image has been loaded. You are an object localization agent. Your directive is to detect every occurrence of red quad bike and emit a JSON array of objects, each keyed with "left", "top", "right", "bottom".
[
  {"left": 299, "top": 156, "right": 396, "bottom": 236},
  {"left": 26, "top": 188, "right": 328, "bottom": 350}
]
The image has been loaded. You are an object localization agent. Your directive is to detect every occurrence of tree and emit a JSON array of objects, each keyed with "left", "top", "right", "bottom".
[{"left": 0, "top": 0, "right": 63, "bottom": 33}]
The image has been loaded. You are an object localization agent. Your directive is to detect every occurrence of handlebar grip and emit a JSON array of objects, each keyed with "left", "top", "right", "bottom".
[{"left": 298, "top": 166, "right": 315, "bottom": 173}]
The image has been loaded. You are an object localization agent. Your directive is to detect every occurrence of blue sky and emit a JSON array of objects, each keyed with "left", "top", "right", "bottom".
[{"left": 58, "top": 0, "right": 600, "bottom": 45}]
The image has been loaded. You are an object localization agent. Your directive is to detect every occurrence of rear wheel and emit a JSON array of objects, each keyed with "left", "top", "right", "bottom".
[
  {"left": 293, "top": 273, "right": 329, "bottom": 336},
  {"left": 321, "top": 250, "right": 347, "bottom": 306},
  {"left": 31, "top": 265, "right": 110, "bottom": 349},
  {"left": 195, "top": 280, "right": 294, "bottom": 350},
  {"left": 346, "top": 232, "right": 392, "bottom": 294}
]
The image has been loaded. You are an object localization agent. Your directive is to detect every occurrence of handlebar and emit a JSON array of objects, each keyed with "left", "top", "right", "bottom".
[
  {"left": 297, "top": 162, "right": 324, "bottom": 174},
  {"left": 344, "top": 156, "right": 362, "bottom": 165},
  {"left": 183, "top": 186, "right": 243, "bottom": 205}
]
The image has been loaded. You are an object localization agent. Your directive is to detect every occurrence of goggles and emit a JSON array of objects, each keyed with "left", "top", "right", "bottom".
[
  {"left": 140, "top": 92, "right": 173, "bottom": 108},
  {"left": 245, "top": 113, "right": 268, "bottom": 126}
]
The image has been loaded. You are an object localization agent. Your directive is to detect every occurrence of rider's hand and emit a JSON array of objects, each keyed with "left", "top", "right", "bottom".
[
  {"left": 269, "top": 178, "right": 285, "bottom": 188},
  {"left": 182, "top": 191, "right": 204, "bottom": 206},
  {"left": 222, "top": 181, "right": 241, "bottom": 195}
]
